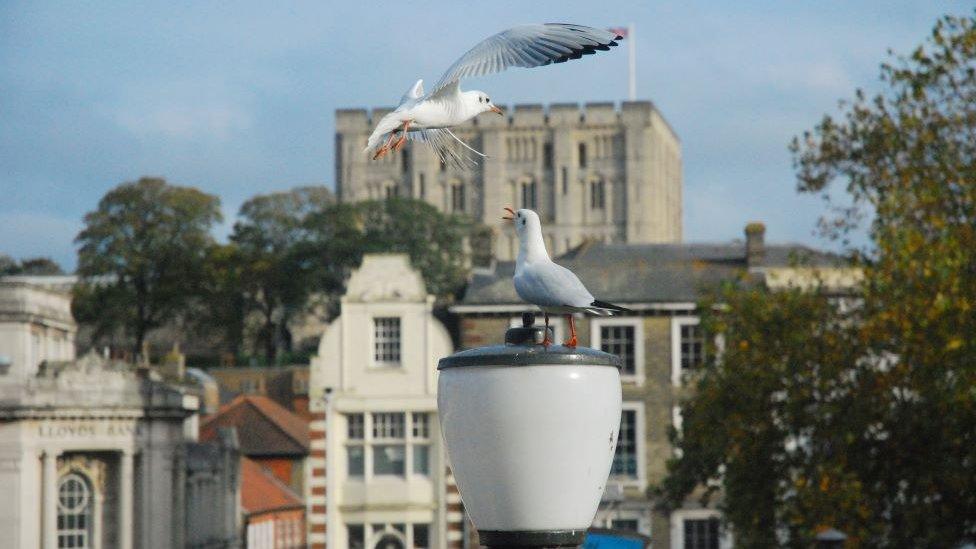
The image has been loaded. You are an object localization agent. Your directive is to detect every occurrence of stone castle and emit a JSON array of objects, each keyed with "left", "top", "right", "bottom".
[{"left": 335, "top": 101, "right": 683, "bottom": 260}]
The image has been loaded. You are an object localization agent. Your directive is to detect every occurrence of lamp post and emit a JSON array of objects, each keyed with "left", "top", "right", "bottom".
[{"left": 437, "top": 313, "right": 623, "bottom": 547}]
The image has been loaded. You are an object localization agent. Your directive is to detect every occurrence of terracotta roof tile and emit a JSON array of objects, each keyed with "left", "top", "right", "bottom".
[
  {"left": 240, "top": 457, "right": 304, "bottom": 515},
  {"left": 200, "top": 395, "right": 309, "bottom": 457}
]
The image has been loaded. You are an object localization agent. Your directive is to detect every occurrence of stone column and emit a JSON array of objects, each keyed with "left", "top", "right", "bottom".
[
  {"left": 42, "top": 450, "right": 59, "bottom": 549},
  {"left": 119, "top": 450, "right": 134, "bottom": 549}
]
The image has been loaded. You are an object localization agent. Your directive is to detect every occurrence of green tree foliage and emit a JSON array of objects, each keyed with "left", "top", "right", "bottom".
[
  {"left": 229, "top": 186, "right": 335, "bottom": 363},
  {"left": 74, "top": 177, "right": 221, "bottom": 356},
  {"left": 660, "top": 14, "right": 976, "bottom": 547},
  {"left": 0, "top": 255, "right": 64, "bottom": 275}
]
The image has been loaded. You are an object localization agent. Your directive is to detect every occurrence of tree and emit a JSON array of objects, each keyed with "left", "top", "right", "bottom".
[
  {"left": 74, "top": 177, "right": 221, "bottom": 357},
  {"left": 659, "top": 13, "right": 976, "bottom": 547},
  {"left": 0, "top": 255, "right": 64, "bottom": 275},
  {"left": 299, "top": 198, "right": 474, "bottom": 302},
  {"left": 230, "top": 186, "right": 334, "bottom": 364}
]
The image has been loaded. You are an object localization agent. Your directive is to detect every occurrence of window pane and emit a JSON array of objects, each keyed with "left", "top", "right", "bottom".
[
  {"left": 373, "top": 412, "right": 405, "bottom": 439},
  {"left": 413, "top": 524, "right": 430, "bottom": 548},
  {"left": 374, "top": 317, "right": 401, "bottom": 364},
  {"left": 348, "top": 524, "right": 365, "bottom": 549},
  {"left": 347, "top": 414, "right": 364, "bottom": 439},
  {"left": 680, "top": 323, "right": 704, "bottom": 370},
  {"left": 347, "top": 446, "right": 364, "bottom": 476},
  {"left": 411, "top": 413, "right": 429, "bottom": 438},
  {"left": 684, "top": 517, "right": 720, "bottom": 549},
  {"left": 601, "top": 325, "right": 635, "bottom": 375},
  {"left": 611, "top": 410, "right": 637, "bottom": 478},
  {"left": 373, "top": 444, "right": 406, "bottom": 476},
  {"left": 413, "top": 445, "right": 430, "bottom": 475}
]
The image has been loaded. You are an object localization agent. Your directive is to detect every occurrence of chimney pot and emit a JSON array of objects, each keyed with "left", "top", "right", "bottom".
[{"left": 745, "top": 222, "right": 766, "bottom": 269}]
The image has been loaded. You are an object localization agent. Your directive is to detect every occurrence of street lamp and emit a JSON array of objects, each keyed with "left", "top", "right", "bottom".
[{"left": 437, "top": 313, "right": 623, "bottom": 547}]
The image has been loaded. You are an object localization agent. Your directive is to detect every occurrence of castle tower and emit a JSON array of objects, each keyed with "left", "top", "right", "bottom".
[{"left": 335, "top": 101, "right": 682, "bottom": 261}]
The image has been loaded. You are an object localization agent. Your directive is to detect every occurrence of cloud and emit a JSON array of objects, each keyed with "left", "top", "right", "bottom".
[{"left": 113, "top": 102, "right": 252, "bottom": 140}]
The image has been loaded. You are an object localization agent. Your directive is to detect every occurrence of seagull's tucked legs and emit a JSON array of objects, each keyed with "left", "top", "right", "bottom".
[
  {"left": 373, "top": 131, "right": 399, "bottom": 160},
  {"left": 393, "top": 120, "right": 412, "bottom": 151},
  {"left": 565, "top": 314, "right": 578, "bottom": 348}
]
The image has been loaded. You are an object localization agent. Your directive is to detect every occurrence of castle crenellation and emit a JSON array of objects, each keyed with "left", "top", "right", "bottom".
[{"left": 334, "top": 101, "right": 663, "bottom": 131}]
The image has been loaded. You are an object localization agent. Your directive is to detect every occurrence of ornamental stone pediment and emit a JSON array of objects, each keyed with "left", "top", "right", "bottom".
[{"left": 344, "top": 254, "right": 427, "bottom": 303}]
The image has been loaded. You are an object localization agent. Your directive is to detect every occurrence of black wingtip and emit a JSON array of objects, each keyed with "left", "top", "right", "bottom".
[{"left": 591, "top": 300, "right": 634, "bottom": 313}]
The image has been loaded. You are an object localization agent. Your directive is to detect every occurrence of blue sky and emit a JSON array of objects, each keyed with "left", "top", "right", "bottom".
[{"left": 0, "top": 2, "right": 962, "bottom": 270}]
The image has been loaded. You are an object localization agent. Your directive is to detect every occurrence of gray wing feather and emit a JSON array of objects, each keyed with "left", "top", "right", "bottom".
[
  {"left": 429, "top": 24, "right": 621, "bottom": 96},
  {"left": 514, "top": 261, "right": 594, "bottom": 309}
]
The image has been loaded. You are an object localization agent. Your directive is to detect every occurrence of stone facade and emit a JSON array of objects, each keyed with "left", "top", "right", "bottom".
[
  {"left": 307, "top": 254, "right": 458, "bottom": 548},
  {"left": 0, "top": 275, "right": 241, "bottom": 549},
  {"left": 335, "top": 101, "right": 682, "bottom": 260}
]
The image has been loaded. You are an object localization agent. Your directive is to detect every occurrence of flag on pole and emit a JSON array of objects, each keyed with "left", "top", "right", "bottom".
[{"left": 607, "top": 27, "right": 628, "bottom": 40}]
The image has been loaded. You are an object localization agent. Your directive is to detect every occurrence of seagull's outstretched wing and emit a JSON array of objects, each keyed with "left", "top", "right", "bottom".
[
  {"left": 399, "top": 79, "right": 425, "bottom": 106},
  {"left": 428, "top": 24, "right": 622, "bottom": 97},
  {"left": 408, "top": 128, "right": 483, "bottom": 170}
]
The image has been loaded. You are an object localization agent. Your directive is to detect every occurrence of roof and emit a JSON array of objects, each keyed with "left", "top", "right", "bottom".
[
  {"left": 457, "top": 241, "right": 843, "bottom": 308},
  {"left": 200, "top": 395, "right": 309, "bottom": 457},
  {"left": 240, "top": 457, "right": 304, "bottom": 516}
]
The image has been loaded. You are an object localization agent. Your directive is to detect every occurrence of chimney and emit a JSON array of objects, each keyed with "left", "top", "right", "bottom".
[{"left": 745, "top": 222, "right": 766, "bottom": 269}]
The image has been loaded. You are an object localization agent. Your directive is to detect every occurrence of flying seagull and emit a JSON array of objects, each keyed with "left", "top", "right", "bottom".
[
  {"left": 504, "top": 207, "right": 631, "bottom": 347},
  {"left": 364, "top": 24, "right": 623, "bottom": 169}
]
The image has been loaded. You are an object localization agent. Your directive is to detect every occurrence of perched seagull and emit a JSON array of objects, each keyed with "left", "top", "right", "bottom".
[
  {"left": 364, "top": 24, "right": 623, "bottom": 169},
  {"left": 504, "top": 207, "right": 632, "bottom": 347}
]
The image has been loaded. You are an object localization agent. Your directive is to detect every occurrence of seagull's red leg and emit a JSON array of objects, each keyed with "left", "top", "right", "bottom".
[
  {"left": 373, "top": 131, "right": 398, "bottom": 160},
  {"left": 564, "top": 314, "right": 578, "bottom": 348},
  {"left": 542, "top": 312, "right": 552, "bottom": 347},
  {"left": 393, "top": 120, "right": 412, "bottom": 151}
]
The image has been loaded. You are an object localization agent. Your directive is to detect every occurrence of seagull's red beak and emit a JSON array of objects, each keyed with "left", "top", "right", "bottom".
[
  {"left": 490, "top": 105, "right": 503, "bottom": 116},
  {"left": 502, "top": 206, "right": 515, "bottom": 221}
]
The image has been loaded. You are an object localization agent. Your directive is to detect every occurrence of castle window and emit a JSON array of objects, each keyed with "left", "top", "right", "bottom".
[
  {"left": 57, "top": 472, "right": 93, "bottom": 549},
  {"left": 543, "top": 143, "right": 553, "bottom": 169},
  {"left": 520, "top": 180, "right": 537, "bottom": 210},
  {"left": 401, "top": 149, "right": 410, "bottom": 173},
  {"left": 590, "top": 179, "right": 605, "bottom": 209},
  {"left": 385, "top": 185, "right": 398, "bottom": 199},
  {"left": 578, "top": 143, "right": 587, "bottom": 168},
  {"left": 418, "top": 173, "right": 425, "bottom": 199},
  {"left": 561, "top": 167, "right": 568, "bottom": 195},
  {"left": 450, "top": 181, "right": 465, "bottom": 213}
]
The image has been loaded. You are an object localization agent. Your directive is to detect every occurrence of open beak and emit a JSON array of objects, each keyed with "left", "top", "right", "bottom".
[
  {"left": 490, "top": 105, "right": 503, "bottom": 116},
  {"left": 502, "top": 206, "right": 515, "bottom": 221}
]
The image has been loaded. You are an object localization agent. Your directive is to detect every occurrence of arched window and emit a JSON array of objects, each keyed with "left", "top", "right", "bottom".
[{"left": 58, "top": 472, "right": 93, "bottom": 549}]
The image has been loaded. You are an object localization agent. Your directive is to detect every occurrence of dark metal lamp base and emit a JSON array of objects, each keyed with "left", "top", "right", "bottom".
[{"left": 479, "top": 529, "right": 586, "bottom": 547}]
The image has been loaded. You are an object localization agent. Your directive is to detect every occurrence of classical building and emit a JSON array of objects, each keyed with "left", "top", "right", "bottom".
[
  {"left": 0, "top": 275, "right": 242, "bottom": 549},
  {"left": 451, "top": 224, "right": 854, "bottom": 549},
  {"left": 0, "top": 276, "right": 202, "bottom": 548},
  {"left": 306, "top": 254, "right": 458, "bottom": 548},
  {"left": 335, "top": 101, "right": 682, "bottom": 260}
]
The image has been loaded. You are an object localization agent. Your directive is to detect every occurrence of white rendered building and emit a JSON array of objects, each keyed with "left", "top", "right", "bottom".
[
  {"left": 0, "top": 275, "right": 230, "bottom": 549},
  {"left": 307, "top": 255, "right": 459, "bottom": 549}
]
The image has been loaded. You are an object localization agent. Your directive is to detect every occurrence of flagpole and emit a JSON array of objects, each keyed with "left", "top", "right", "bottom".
[{"left": 628, "top": 23, "right": 636, "bottom": 101}]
